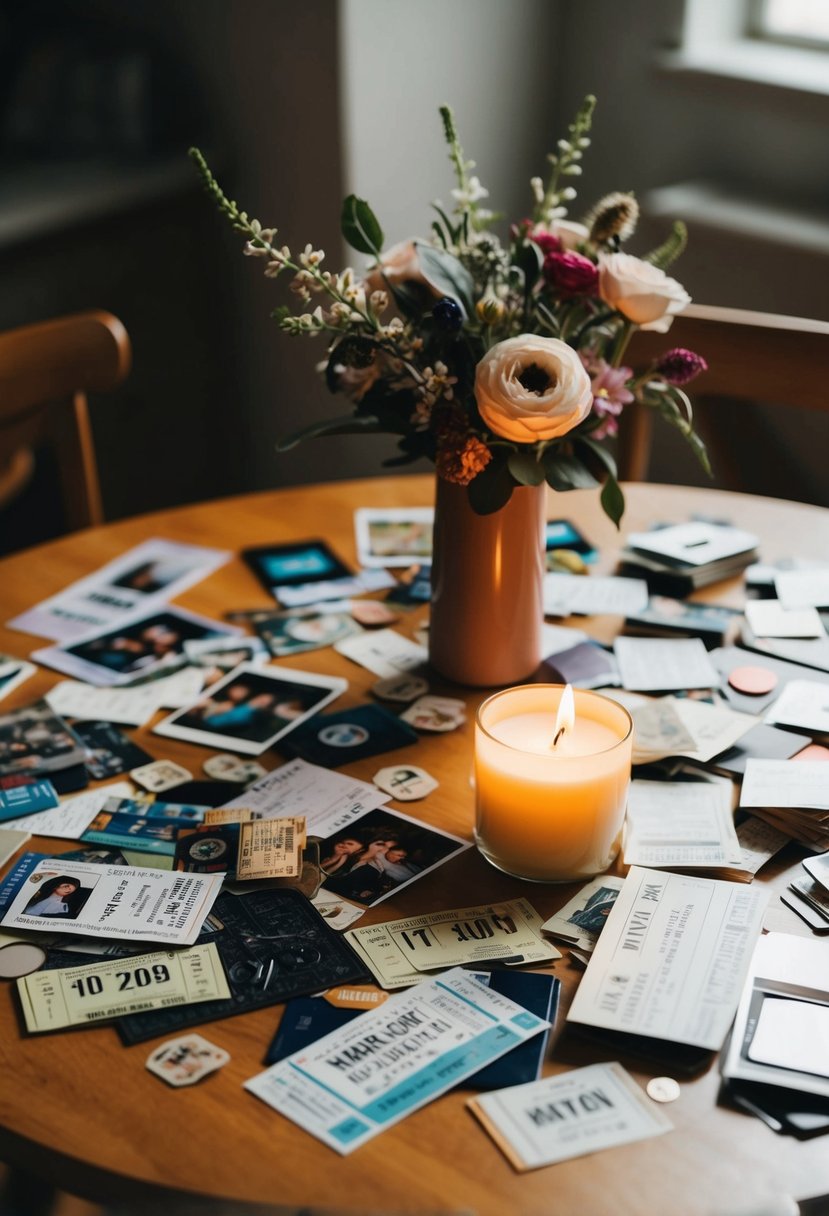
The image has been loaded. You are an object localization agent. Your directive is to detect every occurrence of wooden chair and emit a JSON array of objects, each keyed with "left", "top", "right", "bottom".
[
  {"left": 0, "top": 310, "right": 131, "bottom": 531},
  {"left": 620, "top": 303, "right": 829, "bottom": 491}
]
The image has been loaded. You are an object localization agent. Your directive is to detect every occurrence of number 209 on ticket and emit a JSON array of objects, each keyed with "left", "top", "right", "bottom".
[{"left": 17, "top": 943, "right": 229, "bottom": 1033}]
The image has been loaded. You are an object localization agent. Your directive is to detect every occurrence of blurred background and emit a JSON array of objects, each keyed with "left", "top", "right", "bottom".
[{"left": 0, "top": 0, "right": 827, "bottom": 554}]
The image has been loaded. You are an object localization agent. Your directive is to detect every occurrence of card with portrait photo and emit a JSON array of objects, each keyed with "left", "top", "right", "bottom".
[
  {"left": 32, "top": 607, "right": 240, "bottom": 687},
  {"left": 154, "top": 662, "right": 347, "bottom": 756}
]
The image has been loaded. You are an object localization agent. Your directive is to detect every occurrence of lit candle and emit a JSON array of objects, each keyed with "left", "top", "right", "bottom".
[{"left": 474, "top": 684, "right": 633, "bottom": 882}]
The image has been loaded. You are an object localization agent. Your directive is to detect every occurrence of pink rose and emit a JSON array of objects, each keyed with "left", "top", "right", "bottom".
[
  {"left": 475, "top": 335, "right": 593, "bottom": 443},
  {"left": 598, "top": 252, "right": 690, "bottom": 332},
  {"left": 543, "top": 250, "right": 599, "bottom": 295}
]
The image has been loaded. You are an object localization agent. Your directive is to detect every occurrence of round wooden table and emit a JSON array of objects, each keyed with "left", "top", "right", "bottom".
[{"left": 1, "top": 476, "right": 828, "bottom": 1216}]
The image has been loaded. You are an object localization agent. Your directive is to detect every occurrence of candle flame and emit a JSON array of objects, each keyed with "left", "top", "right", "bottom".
[{"left": 552, "top": 684, "right": 575, "bottom": 748}]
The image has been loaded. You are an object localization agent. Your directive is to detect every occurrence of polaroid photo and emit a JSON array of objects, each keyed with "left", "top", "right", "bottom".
[
  {"left": 32, "top": 606, "right": 240, "bottom": 687},
  {"left": 316, "top": 804, "right": 469, "bottom": 907},
  {"left": 0, "top": 657, "right": 37, "bottom": 703},
  {"left": 8, "top": 538, "right": 230, "bottom": 643},
  {"left": 354, "top": 508, "right": 434, "bottom": 568},
  {"left": 0, "top": 700, "right": 86, "bottom": 779},
  {"left": 154, "top": 662, "right": 347, "bottom": 756},
  {"left": 253, "top": 604, "right": 362, "bottom": 657},
  {"left": 242, "top": 540, "right": 352, "bottom": 599}
]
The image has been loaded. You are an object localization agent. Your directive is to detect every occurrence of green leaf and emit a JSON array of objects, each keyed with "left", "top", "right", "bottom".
[
  {"left": 576, "top": 436, "right": 618, "bottom": 479},
  {"left": 466, "top": 459, "right": 516, "bottom": 515},
  {"left": 600, "top": 474, "right": 625, "bottom": 528},
  {"left": 644, "top": 221, "right": 687, "bottom": 271},
  {"left": 507, "top": 449, "right": 546, "bottom": 486},
  {"left": 270, "top": 305, "right": 291, "bottom": 324},
  {"left": 414, "top": 243, "right": 475, "bottom": 315},
  {"left": 542, "top": 447, "right": 599, "bottom": 491},
  {"left": 340, "top": 195, "right": 384, "bottom": 256},
  {"left": 276, "top": 412, "right": 382, "bottom": 452}
]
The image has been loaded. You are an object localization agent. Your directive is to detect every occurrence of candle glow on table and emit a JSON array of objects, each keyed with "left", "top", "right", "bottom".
[{"left": 474, "top": 684, "right": 633, "bottom": 882}]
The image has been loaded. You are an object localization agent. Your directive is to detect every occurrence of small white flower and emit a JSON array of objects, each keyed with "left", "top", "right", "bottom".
[
  {"left": 243, "top": 240, "right": 269, "bottom": 258},
  {"left": 451, "top": 175, "right": 489, "bottom": 206},
  {"left": 299, "top": 244, "right": 325, "bottom": 269},
  {"left": 530, "top": 177, "right": 544, "bottom": 204},
  {"left": 369, "top": 289, "right": 388, "bottom": 315}
]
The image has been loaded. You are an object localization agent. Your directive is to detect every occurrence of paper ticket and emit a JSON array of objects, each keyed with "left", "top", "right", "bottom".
[
  {"left": 17, "top": 943, "right": 230, "bottom": 1033},
  {"left": 346, "top": 899, "right": 560, "bottom": 988},
  {"left": 202, "top": 807, "right": 256, "bottom": 825},
  {"left": 235, "top": 816, "right": 306, "bottom": 881}
]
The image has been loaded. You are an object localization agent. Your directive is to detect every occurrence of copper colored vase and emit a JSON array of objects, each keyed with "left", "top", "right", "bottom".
[{"left": 429, "top": 476, "right": 546, "bottom": 687}]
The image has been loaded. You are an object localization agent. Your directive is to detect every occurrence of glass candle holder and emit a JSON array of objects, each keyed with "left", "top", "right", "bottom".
[{"left": 474, "top": 684, "right": 633, "bottom": 883}]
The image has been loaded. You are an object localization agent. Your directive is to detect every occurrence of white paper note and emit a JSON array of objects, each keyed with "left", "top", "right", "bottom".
[
  {"left": 627, "top": 522, "right": 758, "bottom": 567},
  {"left": 468, "top": 1062, "right": 672, "bottom": 1171},
  {"left": 0, "top": 782, "right": 136, "bottom": 839},
  {"left": 775, "top": 568, "right": 829, "bottom": 610},
  {"left": 222, "top": 759, "right": 390, "bottom": 833},
  {"left": 740, "top": 760, "right": 829, "bottom": 811},
  {"left": 623, "top": 780, "right": 742, "bottom": 868},
  {"left": 744, "top": 600, "right": 825, "bottom": 639},
  {"left": 334, "top": 629, "right": 427, "bottom": 678},
  {"left": 544, "top": 574, "right": 648, "bottom": 618},
  {"left": 764, "top": 679, "right": 829, "bottom": 734},
  {"left": 613, "top": 637, "right": 719, "bottom": 691},
  {"left": 46, "top": 667, "right": 206, "bottom": 726},
  {"left": 567, "top": 866, "right": 768, "bottom": 1049}
]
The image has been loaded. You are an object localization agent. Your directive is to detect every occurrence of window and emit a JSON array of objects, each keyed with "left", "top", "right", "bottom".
[{"left": 750, "top": 0, "right": 829, "bottom": 48}]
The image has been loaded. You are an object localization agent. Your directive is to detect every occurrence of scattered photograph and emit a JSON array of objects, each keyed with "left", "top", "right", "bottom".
[
  {"left": 8, "top": 539, "right": 230, "bottom": 643},
  {"left": 317, "top": 806, "right": 469, "bottom": 907},
  {"left": 82, "top": 797, "right": 207, "bottom": 856},
  {"left": 32, "top": 607, "right": 240, "bottom": 687},
  {"left": 254, "top": 604, "right": 362, "bottom": 657},
  {"left": 354, "top": 508, "right": 434, "bottom": 568},
  {"left": 22, "top": 871, "right": 99, "bottom": 920},
  {"left": 0, "top": 700, "right": 85, "bottom": 778},
  {"left": 153, "top": 662, "right": 347, "bottom": 755}
]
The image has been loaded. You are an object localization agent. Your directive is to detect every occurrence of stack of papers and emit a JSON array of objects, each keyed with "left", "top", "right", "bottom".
[
  {"left": 623, "top": 779, "right": 743, "bottom": 873},
  {"left": 739, "top": 759, "right": 829, "bottom": 849}
]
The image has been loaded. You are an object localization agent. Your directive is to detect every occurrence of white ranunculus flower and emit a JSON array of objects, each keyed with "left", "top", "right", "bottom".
[
  {"left": 598, "top": 251, "right": 690, "bottom": 332},
  {"left": 475, "top": 335, "right": 593, "bottom": 443}
]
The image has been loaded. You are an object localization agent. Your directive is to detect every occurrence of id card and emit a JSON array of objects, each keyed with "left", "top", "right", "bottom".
[{"left": 17, "top": 943, "right": 230, "bottom": 1032}]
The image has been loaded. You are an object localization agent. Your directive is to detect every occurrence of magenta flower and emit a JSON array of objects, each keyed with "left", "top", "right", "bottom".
[
  {"left": 532, "top": 231, "right": 562, "bottom": 257},
  {"left": 580, "top": 354, "right": 634, "bottom": 438},
  {"left": 543, "top": 250, "right": 599, "bottom": 296},
  {"left": 655, "top": 347, "right": 708, "bottom": 386}
]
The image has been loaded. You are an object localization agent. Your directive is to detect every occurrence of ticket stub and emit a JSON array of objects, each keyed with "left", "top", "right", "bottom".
[
  {"left": 346, "top": 899, "right": 560, "bottom": 988},
  {"left": 235, "top": 816, "right": 306, "bottom": 881},
  {"left": 17, "top": 943, "right": 230, "bottom": 1033},
  {"left": 202, "top": 807, "right": 256, "bottom": 825}
]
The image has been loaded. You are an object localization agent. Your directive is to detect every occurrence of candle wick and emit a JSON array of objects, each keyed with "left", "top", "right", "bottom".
[{"left": 552, "top": 726, "right": 566, "bottom": 749}]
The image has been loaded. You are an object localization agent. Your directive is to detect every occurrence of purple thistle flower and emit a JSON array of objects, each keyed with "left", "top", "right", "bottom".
[{"left": 655, "top": 347, "right": 708, "bottom": 386}]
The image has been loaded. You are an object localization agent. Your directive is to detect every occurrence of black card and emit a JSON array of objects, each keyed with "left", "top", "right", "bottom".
[
  {"left": 72, "top": 720, "right": 153, "bottom": 780},
  {"left": 279, "top": 703, "right": 419, "bottom": 768},
  {"left": 242, "top": 540, "right": 352, "bottom": 595},
  {"left": 114, "top": 888, "right": 370, "bottom": 1044}
]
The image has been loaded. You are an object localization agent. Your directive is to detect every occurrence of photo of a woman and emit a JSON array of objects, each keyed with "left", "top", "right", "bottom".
[{"left": 23, "top": 876, "right": 90, "bottom": 919}]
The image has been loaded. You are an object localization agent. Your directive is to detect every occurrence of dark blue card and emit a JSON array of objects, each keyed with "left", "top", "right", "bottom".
[
  {"left": 0, "top": 779, "right": 59, "bottom": 822},
  {"left": 279, "top": 703, "right": 418, "bottom": 767}
]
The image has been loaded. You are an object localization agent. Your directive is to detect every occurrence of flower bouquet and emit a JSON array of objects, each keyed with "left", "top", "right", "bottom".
[
  {"left": 191, "top": 95, "right": 710, "bottom": 686},
  {"left": 190, "top": 94, "right": 709, "bottom": 527}
]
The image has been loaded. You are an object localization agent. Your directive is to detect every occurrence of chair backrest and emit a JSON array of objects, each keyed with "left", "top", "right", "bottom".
[
  {"left": 620, "top": 303, "right": 829, "bottom": 487},
  {"left": 0, "top": 310, "right": 131, "bottom": 531}
]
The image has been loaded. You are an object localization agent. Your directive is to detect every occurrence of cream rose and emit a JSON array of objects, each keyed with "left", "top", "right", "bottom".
[
  {"left": 598, "top": 252, "right": 690, "bottom": 332},
  {"left": 364, "top": 239, "right": 436, "bottom": 296},
  {"left": 475, "top": 335, "right": 593, "bottom": 443}
]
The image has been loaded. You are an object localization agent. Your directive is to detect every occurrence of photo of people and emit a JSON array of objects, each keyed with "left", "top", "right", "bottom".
[
  {"left": 318, "top": 808, "right": 468, "bottom": 907},
  {"left": 0, "top": 700, "right": 85, "bottom": 777},
  {"left": 154, "top": 662, "right": 346, "bottom": 755},
  {"left": 23, "top": 873, "right": 97, "bottom": 920},
  {"left": 33, "top": 607, "right": 240, "bottom": 686}
]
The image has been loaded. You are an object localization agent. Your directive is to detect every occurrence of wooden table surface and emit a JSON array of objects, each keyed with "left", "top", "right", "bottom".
[{"left": 1, "top": 475, "right": 828, "bottom": 1216}]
